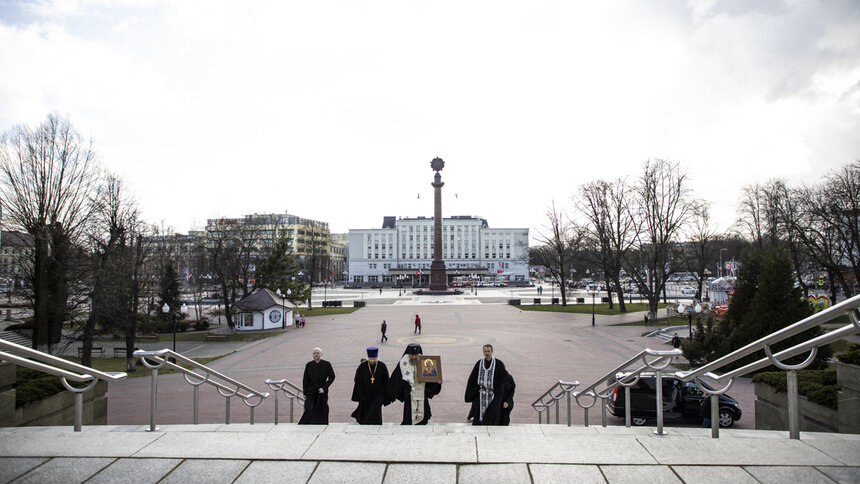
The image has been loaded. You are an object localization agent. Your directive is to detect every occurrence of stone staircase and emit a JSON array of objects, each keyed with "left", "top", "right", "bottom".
[{"left": 1, "top": 423, "right": 858, "bottom": 483}]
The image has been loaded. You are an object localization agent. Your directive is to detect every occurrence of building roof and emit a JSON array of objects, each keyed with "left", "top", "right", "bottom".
[
  {"left": 1, "top": 231, "right": 34, "bottom": 248},
  {"left": 234, "top": 288, "right": 296, "bottom": 312}
]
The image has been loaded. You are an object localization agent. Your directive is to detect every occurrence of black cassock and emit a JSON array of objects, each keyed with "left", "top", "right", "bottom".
[
  {"left": 498, "top": 372, "right": 516, "bottom": 426},
  {"left": 464, "top": 358, "right": 510, "bottom": 425},
  {"left": 388, "top": 363, "right": 442, "bottom": 425},
  {"left": 298, "top": 359, "right": 335, "bottom": 425},
  {"left": 350, "top": 361, "right": 392, "bottom": 424}
]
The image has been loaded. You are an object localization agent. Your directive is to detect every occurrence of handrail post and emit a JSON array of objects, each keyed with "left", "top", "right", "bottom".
[
  {"left": 710, "top": 394, "right": 719, "bottom": 438},
  {"left": 625, "top": 386, "right": 631, "bottom": 428},
  {"left": 250, "top": 406, "right": 255, "bottom": 425},
  {"left": 273, "top": 390, "right": 280, "bottom": 425},
  {"left": 787, "top": 370, "right": 800, "bottom": 439},
  {"left": 601, "top": 396, "right": 607, "bottom": 427},
  {"left": 148, "top": 367, "right": 159, "bottom": 432},
  {"left": 555, "top": 400, "right": 559, "bottom": 424},
  {"left": 225, "top": 396, "right": 231, "bottom": 424},
  {"left": 654, "top": 368, "right": 667, "bottom": 435},
  {"left": 566, "top": 391, "right": 571, "bottom": 427},
  {"left": 290, "top": 397, "right": 295, "bottom": 423},
  {"left": 74, "top": 392, "right": 83, "bottom": 432},
  {"left": 193, "top": 386, "right": 199, "bottom": 425},
  {"left": 583, "top": 407, "right": 589, "bottom": 427}
]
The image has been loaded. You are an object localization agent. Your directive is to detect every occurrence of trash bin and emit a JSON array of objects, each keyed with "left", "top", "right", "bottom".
[
  {"left": 552, "top": 298, "right": 560, "bottom": 304},
  {"left": 508, "top": 299, "right": 521, "bottom": 306},
  {"left": 533, "top": 298, "right": 541, "bottom": 305},
  {"left": 353, "top": 301, "right": 366, "bottom": 308}
]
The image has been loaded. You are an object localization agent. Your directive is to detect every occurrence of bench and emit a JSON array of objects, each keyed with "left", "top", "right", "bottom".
[
  {"left": 137, "top": 334, "right": 159, "bottom": 342},
  {"left": 114, "top": 347, "right": 127, "bottom": 358},
  {"left": 204, "top": 334, "right": 228, "bottom": 342},
  {"left": 78, "top": 346, "right": 104, "bottom": 358}
]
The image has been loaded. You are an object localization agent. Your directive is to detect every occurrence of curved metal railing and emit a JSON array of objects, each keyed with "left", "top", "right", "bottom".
[
  {"left": 531, "top": 380, "right": 579, "bottom": 425},
  {"left": 133, "top": 349, "right": 269, "bottom": 431},
  {"left": 532, "top": 348, "right": 681, "bottom": 432},
  {"left": 265, "top": 378, "right": 305, "bottom": 424},
  {"left": 675, "top": 293, "right": 860, "bottom": 439},
  {"left": 0, "top": 337, "right": 127, "bottom": 431}
]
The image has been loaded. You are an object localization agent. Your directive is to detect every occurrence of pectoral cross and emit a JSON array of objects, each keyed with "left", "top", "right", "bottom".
[{"left": 370, "top": 376, "right": 375, "bottom": 384}]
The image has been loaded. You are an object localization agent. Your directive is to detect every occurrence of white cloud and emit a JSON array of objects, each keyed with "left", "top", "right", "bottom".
[{"left": 1, "top": 0, "right": 858, "bottom": 236}]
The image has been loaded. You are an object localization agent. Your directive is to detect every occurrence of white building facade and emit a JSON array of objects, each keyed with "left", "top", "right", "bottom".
[{"left": 348, "top": 216, "right": 529, "bottom": 287}]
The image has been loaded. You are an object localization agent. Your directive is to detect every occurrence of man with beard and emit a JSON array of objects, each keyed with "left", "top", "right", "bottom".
[
  {"left": 350, "top": 347, "right": 392, "bottom": 424},
  {"left": 298, "top": 347, "right": 335, "bottom": 424},
  {"left": 464, "top": 344, "right": 512, "bottom": 425},
  {"left": 388, "top": 343, "right": 442, "bottom": 425}
]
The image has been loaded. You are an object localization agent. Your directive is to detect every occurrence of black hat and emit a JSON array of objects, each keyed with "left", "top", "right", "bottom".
[
  {"left": 366, "top": 347, "right": 378, "bottom": 358},
  {"left": 403, "top": 343, "right": 423, "bottom": 355}
]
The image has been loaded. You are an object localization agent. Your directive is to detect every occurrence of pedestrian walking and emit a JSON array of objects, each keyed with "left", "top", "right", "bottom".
[
  {"left": 298, "top": 347, "right": 335, "bottom": 425},
  {"left": 381, "top": 320, "right": 388, "bottom": 343},
  {"left": 414, "top": 314, "right": 422, "bottom": 334},
  {"left": 294, "top": 312, "right": 301, "bottom": 327},
  {"left": 300, "top": 314, "right": 306, "bottom": 327},
  {"left": 671, "top": 332, "right": 681, "bottom": 362}
]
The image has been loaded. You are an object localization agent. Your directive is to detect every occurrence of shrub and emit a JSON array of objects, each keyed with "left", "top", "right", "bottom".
[
  {"left": 16, "top": 367, "right": 64, "bottom": 408},
  {"left": 836, "top": 343, "right": 860, "bottom": 365},
  {"left": 752, "top": 368, "right": 839, "bottom": 409}
]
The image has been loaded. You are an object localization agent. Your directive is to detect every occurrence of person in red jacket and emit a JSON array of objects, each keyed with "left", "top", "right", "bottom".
[{"left": 414, "top": 314, "right": 422, "bottom": 334}]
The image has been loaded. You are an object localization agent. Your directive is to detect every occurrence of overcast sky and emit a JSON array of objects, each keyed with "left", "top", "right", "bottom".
[{"left": 1, "top": 0, "right": 858, "bottom": 239}]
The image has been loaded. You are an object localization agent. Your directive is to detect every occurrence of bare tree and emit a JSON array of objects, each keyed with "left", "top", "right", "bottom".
[
  {"left": 531, "top": 202, "right": 585, "bottom": 306},
  {"left": 680, "top": 202, "right": 720, "bottom": 300},
  {"left": 0, "top": 114, "right": 99, "bottom": 352},
  {"left": 207, "top": 219, "right": 262, "bottom": 331},
  {"left": 576, "top": 178, "right": 636, "bottom": 311},
  {"left": 80, "top": 174, "right": 141, "bottom": 367},
  {"left": 623, "top": 159, "right": 695, "bottom": 320}
]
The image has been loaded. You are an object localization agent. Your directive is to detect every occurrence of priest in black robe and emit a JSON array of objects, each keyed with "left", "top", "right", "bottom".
[
  {"left": 350, "top": 347, "right": 392, "bottom": 424},
  {"left": 498, "top": 372, "right": 516, "bottom": 426},
  {"left": 298, "top": 347, "right": 336, "bottom": 424},
  {"left": 388, "top": 343, "right": 442, "bottom": 425},
  {"left": 464, "top": 344, "right": 511, "bottom": 425}
]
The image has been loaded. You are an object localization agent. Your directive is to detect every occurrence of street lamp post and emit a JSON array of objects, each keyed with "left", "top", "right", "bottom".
[
  {"left": 162, "top": 302, "right": 188, "bottom": 355},
  {"left": 591, "top": 290, "right": 597, "bottom": 326},
  {"left": 719, "top": 248, "right": 727, "bottom": 278}
]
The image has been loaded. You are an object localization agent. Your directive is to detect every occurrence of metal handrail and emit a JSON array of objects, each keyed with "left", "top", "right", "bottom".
[
  {"left": 134, "top": 349, "right": 269, "bottom": 431},
  {"left": 265, "top": 378, "right": 305, "bottom": 424},
  {"left": 531, "top": 380, "right": 579, "bottom": 425},
  {"left": 675, "top": 293, "right": 860, "bottom": 440},
  {"left": 532, "top": 348, "right": 680, "bottom": 432},
  {"left": 0, "top": 337, "right": 127, "bottom": 431}
]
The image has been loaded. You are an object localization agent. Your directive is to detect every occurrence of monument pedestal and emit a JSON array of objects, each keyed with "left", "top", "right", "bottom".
[{"left": 429, "top": 260, "right": 448, "bottom": 291}]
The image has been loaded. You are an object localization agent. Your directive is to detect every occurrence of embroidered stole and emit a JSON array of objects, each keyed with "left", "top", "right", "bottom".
[
  {"left": 477, "top": 357, "right": 496, "bottom": 422},
  {"left": 399, "top": 354, "right": 425, "bottom": 424}
]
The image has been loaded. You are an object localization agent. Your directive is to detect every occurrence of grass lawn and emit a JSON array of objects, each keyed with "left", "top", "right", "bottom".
[
  {"left": 299, "top": 307, "right": 361, "bottom": 316},
  {"left": 517, "top": 302, "right": 669, "bottom": 316},
  {"left": 66, "top": 355, "right": 225, "bottom": 379}
]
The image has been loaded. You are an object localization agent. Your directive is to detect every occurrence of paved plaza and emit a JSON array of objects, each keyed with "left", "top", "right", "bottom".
[{"left": 106, "top": 294, "right": 755, "bottom": 428}]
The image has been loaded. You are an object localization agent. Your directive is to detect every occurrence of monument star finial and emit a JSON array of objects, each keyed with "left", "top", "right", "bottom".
[{"left": 430, "top": 157, "right": 445, "bottom": 172}]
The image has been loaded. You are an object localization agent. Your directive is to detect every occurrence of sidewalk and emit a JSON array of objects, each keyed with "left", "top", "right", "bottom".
[{"left": 1, "top": 424, "right": 858, "bottom": 483}]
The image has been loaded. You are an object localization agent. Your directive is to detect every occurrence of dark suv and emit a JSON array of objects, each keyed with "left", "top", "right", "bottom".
[{"left": 606, "top": 373, "right": 742, "bottom": 428}]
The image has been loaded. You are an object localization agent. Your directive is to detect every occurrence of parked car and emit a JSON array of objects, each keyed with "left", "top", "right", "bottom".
[
  {"left": 607, "top": 373, "right": 742, "bottom": 428},
  {"left": 680, "top": 286, "right": 697, "bottom": 296}
]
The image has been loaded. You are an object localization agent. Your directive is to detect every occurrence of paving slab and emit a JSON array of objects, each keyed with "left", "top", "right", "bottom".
[
  {"left": 383, "top": 463, "right": 457, "bottom": 484},
  {"left": 670, "top": 465, "right": 758, "bottom": 483},
  {"left": 308, "top": 461, "right": 386, "bottom": 484},
  {"left": 600, "top": 465, "right": 681, "bottom": 483},
  {"left": 233, "top": 460, "right": 318, "bottom": 484},
  {"left": 86, "top": 457, "right": 182, "bottom": 484},
  {"left": 638, "top": 436, "right": 843, "bottom": 466},
  {"left": 742, "top": 465, "right": 835, "bottom": 483},
  {"left": 159, "top": 459, "right": 250, "bottom": 484},
  {"left": 0, "top": 430, "right": 161, "bottom": 457},
  {"left": 475, "top": 435, "right": 656, "bottom": 464},
  {"left": 528, "top": 464, "right": 605, "bottom": 483},
  {"left": 804, "top": 439, "right": 860, "bottom": 465},
  {"left": 0, "top": 457, "right": 48, "bottom": 483},
  {"left": 132, "top": 431, "right": 316, "bottom": 459},
  {"left": 816, "top": 466, "right": 860, "bottom": 484},
  {"left": 302, "top": 433, "right": 477, "bottom": 462},
  {"left": 11, "top": 457, "right": 114, "bottom": 484},
  {"left": 458, "top": 463, "right": 531, "bottom": 484}
]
